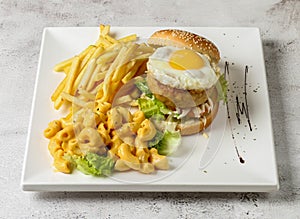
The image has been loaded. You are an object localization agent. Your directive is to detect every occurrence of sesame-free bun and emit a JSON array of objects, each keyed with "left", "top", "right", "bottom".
[{"left": 148, "top": 29, "right": 220, "bottom": 64}]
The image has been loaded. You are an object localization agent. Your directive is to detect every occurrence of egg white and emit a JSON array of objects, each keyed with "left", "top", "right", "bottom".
[{"left": 147, "top": 46, "right": 218, "bottom": 90}]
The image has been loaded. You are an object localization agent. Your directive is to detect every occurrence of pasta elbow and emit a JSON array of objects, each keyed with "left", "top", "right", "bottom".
[
  {"left": 53, "top": 157, "right": 72, "bottom": 174},
  {"left": 44, "top": 120, "right": 62, "bottom": 139},
  {"left": 55, "top": 125, "right": 74, "bottom": 142},
  {"left": 149, "top": 148, "right": 169, "bottom": 170},
  {"left": 137, "top": 119, "right": 156, "bottom": 141},
  {"left": 136, "top": 147, "right": 150, "bottom": 163},
  {"left": 139, "top": 162, "right": 155, "bottom": 174},
  {"left": 117, "top": 143, "right": 140, "bottom": 170},
  {"left": 78, "top": 127, "right": 106, "bottom": 154},
  {"left": 114, "top": 159, "right": 131, "bottom": 171}
]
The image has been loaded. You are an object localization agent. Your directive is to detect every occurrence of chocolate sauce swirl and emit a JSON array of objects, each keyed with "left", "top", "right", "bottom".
[
  {"left": 224, "top": 61, "right": 247, "bottom": 164},
  {"left": 235, "top": 66, "right": 252, "bottom": 131}
]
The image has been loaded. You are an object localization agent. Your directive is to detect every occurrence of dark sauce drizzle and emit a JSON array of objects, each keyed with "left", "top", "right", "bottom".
[
  {"left": 224, "top": 61, "right": 245, "bottom": 164},
  {"left": 235, "top": 66, "right": 252, "bottom": 131}
]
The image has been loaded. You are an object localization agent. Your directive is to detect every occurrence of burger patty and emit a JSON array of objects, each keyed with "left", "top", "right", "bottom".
[{"left": 146, "top": 72, "right": 216, "bottom": 108}]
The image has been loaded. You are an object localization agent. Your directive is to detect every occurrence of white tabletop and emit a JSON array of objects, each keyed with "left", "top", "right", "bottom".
[{"left": 1, "top": 0, "right": 299, "bottom": 218}]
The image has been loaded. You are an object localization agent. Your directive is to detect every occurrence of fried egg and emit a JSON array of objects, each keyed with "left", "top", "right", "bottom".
[{"left": 147, "top": 46, "right": 218, "bottom": 90}]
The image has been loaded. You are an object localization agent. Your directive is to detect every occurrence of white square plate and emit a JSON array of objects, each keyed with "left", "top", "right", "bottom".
[{"left": 22, "top": 27, "right": 279, "bottom": 192}]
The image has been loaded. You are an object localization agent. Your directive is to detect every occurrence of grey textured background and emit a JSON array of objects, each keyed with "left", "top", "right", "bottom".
[{"left": 1, "top": 0, "right": 299, "bottom": 218}]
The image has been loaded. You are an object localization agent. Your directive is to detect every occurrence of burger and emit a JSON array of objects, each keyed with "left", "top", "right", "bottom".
[{"left": 145, "top": 29, "right": 222, "bottom": 135}]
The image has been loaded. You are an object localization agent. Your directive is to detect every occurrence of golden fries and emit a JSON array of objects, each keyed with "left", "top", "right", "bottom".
[{"left": 51, "top": 24, "right": 154, "bottom": 111}]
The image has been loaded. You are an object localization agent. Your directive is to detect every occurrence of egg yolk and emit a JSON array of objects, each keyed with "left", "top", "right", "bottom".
[{"left": 169, "top": 49, "right": 204, "bottom": 70}]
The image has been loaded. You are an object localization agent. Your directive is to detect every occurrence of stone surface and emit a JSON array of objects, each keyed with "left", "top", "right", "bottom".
[{"left": 0, "top": 0, "right": 299, "bottom": 218}]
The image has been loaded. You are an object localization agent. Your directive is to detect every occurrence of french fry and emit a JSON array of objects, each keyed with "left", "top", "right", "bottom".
[
  {"left": 78, "top": 88, "right": 96, "bottom": 100},
  {"left": 93, "top": 64, "right": 102, "bottom": 74},
  {"left": 91, "top": 46, "right": 105, "bottom": 60},
  {"left": 98, "top": 36, "right": 111, "bottom": 48},
  {"left": 133, "top": 53, "right": 152, "bottom": 60},
  {"left": 96, "top": 50, "right": 119, "bottom": 65},
  {"left": 79, "top": 46, "right": 96, "bottom": 71},
  {"left": 79, "top": 45, "right": 95, "bottom": 60},
  {"left": 54, "top": 96, "right": 64, "bottom": 110},
  {"left": 111, "top": 64, "right": 127, "bottom": 83},
  {"left": 94, "top": 71, "right": 107, "bottom": 82},
  {"left": 72, "top": 65, "right": 87, "bottom": 94},
  {"left": 105, "top": 42, "right": 121, "bottom": 52},
  {"left": 105, "top": 34, "right": 118, "bottom": 44},
  {"left": 64, "top": 56, "right": 81, "bottom": 95},
  {"left": 99, "top": 24, "right": 110, "bottom": 36},
  {"left": 100, "top": 24, "right": 105, "bottom": 33},
  {"left": 113, "top": 94, "right": 133, "bottom": 106},
  {"left": 122, "top": 60, "right": 145, "bottom": 84},
  {"left": 64, "top": 66, "right": 70, "bottom": 74},
  {"left": 60, "top": 110, "right": 73, "bottom": 128},
  {"left": 51, "top": 77, "right": 67, "bottom": 102},
  {"left": 65, "top": 110, "right": 73, "bottom": 120},
  {"left": 86, "top": 64, "right": 102, "bottom": 91},
  {"left": 60, "top": 92, "right": 74, "bottom": 103},
  {"left": 91, "top": 83, "right": 102, "bottom": 95},
  {"left": 54, "top": 57, "right": 74, "bottom": 72},
  {"left": 78, "top": 58, "right": 97, "bottom": 90},
  {"left": 100, "top": 64, "right": 110, "bottom": 72},
  {"left": 61, "top": 92, "right": 87, "bottom": 108},
  {"left": 108, "top": 81, "right": 123, "bottom": 102},
  {"left": 95, "top": 84, "right": 104, "bottom": 99}
]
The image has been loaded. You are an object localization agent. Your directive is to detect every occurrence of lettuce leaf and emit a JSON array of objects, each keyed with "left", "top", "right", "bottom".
[
  {"left": 216, "top": 74, "right": 228, "bottom": 103},
  {"left": 152, "top": 130, "right": 181, "bottom": 156},
  {"left": 148, "top": 130, "right": 164, "bottom": 147},
  {"left": 73, "top": 153, "right": 115, "bottom": 177},
  {"left": 137, "top": 97, "right": 171, "bottom": 118},
  {"left": 135, "top": 79, "right": 153, "bottom": 98}
]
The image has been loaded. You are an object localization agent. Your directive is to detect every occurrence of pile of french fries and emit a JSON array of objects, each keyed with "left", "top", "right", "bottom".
[{"left": 51, "top": 24, "right": 154, "bottom": 110}]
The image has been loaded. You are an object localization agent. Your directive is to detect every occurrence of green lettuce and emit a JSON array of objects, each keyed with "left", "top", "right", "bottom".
[
  {"left": 148, "top": 130, "right": 164, "bottom": 147},
  {"left": 135, "top": 78, "right": 179, "bottom": 119},
  {"left": 70, "top": 153, "right": 115, "bottom": 177},
  {"left": 137, "top": 97, "right": 171, "bottom": 118},
  {"left": 135, "top": 79, "right": 153, "bottom": 98},
  {"left": 152, "top": 130, "right": 181, "bottom": 156},
  {"left": 216, "top": 74, "right": 228, "bottom": 103}
]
